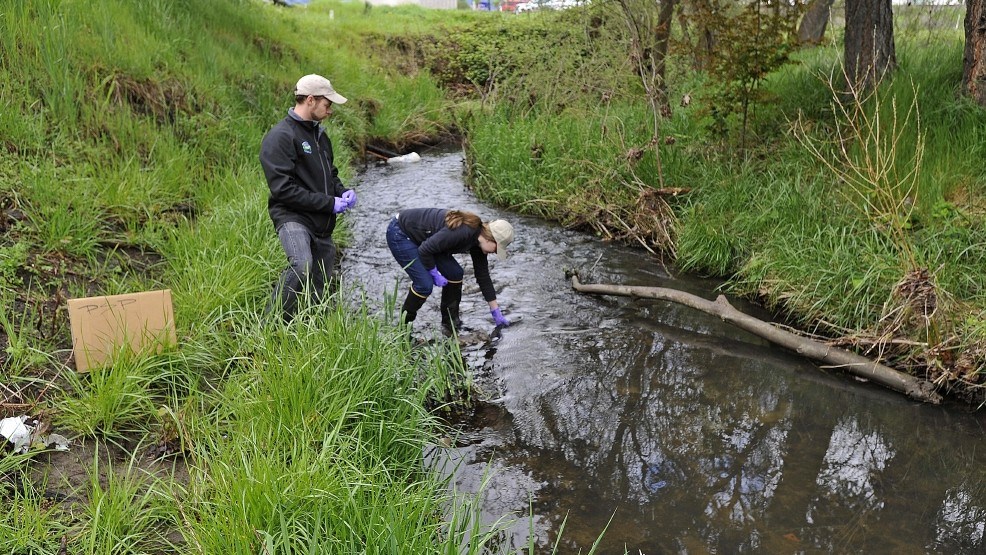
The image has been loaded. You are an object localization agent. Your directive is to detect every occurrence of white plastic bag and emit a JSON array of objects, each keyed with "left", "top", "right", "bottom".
[
  {"left": 0, "top": 416, "right": 33, "bottom": 453},
  {"left": 387, "top": 152, "right": 421, "bottom": 164}
]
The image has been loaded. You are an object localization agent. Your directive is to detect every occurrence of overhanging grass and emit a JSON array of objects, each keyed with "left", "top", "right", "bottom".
[{"left": 173, "top": 301, "right": 492, "bottom": 553}]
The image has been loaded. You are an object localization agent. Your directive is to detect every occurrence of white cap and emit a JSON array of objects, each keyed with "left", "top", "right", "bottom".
[
  {"left": 488, "top": 220, "right": 515, "bottom": 260},
  {"left": 294, "top": 74, "right": 347, "bottom": 104}
]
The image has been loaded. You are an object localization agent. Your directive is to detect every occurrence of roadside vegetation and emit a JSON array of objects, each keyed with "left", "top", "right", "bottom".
[{"left": 1, "top": 0, "right": 984, "bottom": 552}]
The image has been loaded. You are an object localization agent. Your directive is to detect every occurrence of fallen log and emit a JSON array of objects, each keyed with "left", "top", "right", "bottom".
[
  {"left": 570, "top": 274, "right": 942, "bottom": 404},
  {"left": 366, "top": 144, "right": 401, "bottom": 159}
]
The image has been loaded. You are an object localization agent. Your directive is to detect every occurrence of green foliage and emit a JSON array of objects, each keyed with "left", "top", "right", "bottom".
[
  {"left": 0, "top": 465, "right": 66, "bottom": 555},
  {"left": 0, "top": 300, "right": 55, "bottom": 376},
  {"left": 176, "top": 301, "right": 498, "bottom": 553},
  {"left": 77, "top": 452, "right": 176, "bottom": 554},
  {"left": 0, "top": 240, "right": 30, "bottom": 294},
  {"left": 695, "top": 0, "right": 802, "bottom": 145},
  {"left": 443, "top": 2, "right": 984, "bottom": 378},
  {"left": 413, "top": 8, "right": 637, "bottom": 114},
  {"left": 58, "top": 355, "right": 168, "bottom": 439}
]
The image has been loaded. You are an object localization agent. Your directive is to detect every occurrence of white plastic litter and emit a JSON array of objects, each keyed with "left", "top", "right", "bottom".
[
  {"left": 46, "top": 433, "right": 71, "bottom": 451},
  {"left": 0, "top": 416, "right": 71, "bottom": 453},
  {"left": 387, "top": 152, "right": 421, "bottom": 164},
  {"left": 0, "top": 416, "right": 33, "bottom": 453}
]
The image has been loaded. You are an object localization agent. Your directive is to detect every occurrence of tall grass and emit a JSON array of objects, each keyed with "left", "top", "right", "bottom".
[
  {"left": 2, "top": 0, "right": 518, "bottom": 551},
  {"left": 169, "top": 301, "right": 503, "bottom": 553},
  {"left": 0, "top": 454, "right": 65, "bottom": 553},
  {"left": 77, "top": 450, "right": 176, "bottom": 554}
]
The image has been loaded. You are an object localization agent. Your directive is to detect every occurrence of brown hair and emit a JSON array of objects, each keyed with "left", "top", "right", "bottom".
[
  {"left": 445, "top": 210, "right": 482, "bottom": 230},
  {"left": 446, "top": 210, "right": 496, "bottom": 242}
]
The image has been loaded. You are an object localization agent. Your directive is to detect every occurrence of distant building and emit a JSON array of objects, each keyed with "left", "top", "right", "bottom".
[
  {"left": 365, "top": 0, "right": 456, "bottom": 8},
  {"left": 891, "top": 0, "right": 963, "bottom": 5},
  {"left": 421, "top": 0, "right": 457, "bottom": 7}
]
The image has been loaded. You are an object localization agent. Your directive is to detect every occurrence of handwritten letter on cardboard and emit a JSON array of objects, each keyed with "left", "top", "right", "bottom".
[{"left": 67, "top": 289, "right": 177, "bottom": 372}]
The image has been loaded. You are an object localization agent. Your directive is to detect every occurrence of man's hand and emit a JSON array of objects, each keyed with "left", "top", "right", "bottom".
[{"left": 342, "top": 189, "right": 357, "bottom": 209}]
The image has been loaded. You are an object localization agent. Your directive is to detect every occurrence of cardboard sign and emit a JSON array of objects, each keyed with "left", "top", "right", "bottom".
[{"left": 67, "top": 289, "right": 177, "bottom": 372}]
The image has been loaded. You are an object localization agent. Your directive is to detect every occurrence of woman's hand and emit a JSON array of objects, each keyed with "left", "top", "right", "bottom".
[
  {"left": 490, "top": 307, "right": 510, "bottom": 327},
  {"left": 428, "top": 267, "right": 448, "bottom": 287}
]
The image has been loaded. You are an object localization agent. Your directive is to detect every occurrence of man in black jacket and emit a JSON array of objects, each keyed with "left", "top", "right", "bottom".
[{"left": 260, "top": 74, "right": 356, "bottom": 321}]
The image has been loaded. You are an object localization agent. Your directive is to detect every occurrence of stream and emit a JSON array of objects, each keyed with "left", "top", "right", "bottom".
[{"left": 340, "top": 147, "right": 986, "bottom": 554}]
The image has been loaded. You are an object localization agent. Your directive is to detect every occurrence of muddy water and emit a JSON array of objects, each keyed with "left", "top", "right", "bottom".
[{"left": 341, "top": 148, "right": 986, "bottom": 554}]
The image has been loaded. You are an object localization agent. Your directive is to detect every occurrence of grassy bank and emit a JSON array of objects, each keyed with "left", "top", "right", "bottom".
[{"left": 0, "top": 0, "right": 516, "bottom": 552}]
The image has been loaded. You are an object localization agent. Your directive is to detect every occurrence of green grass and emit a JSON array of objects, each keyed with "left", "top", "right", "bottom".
[
  {"left": 3, "top": 0, "right": 986, "bottom": 551},
  {"left": 77, "top": 451, "right": 176, "bottom": 554},
  {"left": 0, "top": 0, "right": 524, "bottom": 552},
  {"left": 0, "top": 461, "right": 67, "bottom": 554}
]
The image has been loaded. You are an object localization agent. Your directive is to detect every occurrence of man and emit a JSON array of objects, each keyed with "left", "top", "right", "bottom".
[{"left": 260, "top": 74, "right": 356, "bottom": 321}]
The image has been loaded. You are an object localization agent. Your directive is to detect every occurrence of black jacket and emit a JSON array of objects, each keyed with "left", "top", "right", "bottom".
[
  {"left": 260, "top": 111, "right": 346, "bottom": 237},
  {"left": 398, "top": 208, "right": 497, "bottom": 302}
]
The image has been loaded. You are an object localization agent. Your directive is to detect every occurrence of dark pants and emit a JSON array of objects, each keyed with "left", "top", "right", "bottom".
[
  {"left": 386, "top": 217, "right": 464, "bottom": 326},
  {"left": 268, "top": 221, "right": 336, "bottom": 321}
]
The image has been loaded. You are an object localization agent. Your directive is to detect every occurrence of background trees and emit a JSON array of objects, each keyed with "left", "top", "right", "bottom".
[
  {"left": 798, "top": 0, "right": 835, "bottom": 44},
  {"left": 844, "top": 0, "right": 897, "bottom": 89},
  {"left": 963, "top": 0, "right": 986, "bottom": 105}
]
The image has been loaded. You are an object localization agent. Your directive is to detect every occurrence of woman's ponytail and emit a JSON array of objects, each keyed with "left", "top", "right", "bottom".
[{"left": 445, "top": 210, "right": 482, "bottom": 230}]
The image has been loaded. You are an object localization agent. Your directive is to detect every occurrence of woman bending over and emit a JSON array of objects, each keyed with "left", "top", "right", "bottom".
[{"left": 386, "top": 208, "right": 515, "bottom": 335}]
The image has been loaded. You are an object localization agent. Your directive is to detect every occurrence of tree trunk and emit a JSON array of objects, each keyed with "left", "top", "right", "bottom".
[
  {"left": 653, "top": 0, "right": 677, "bottom": 113},
  {"left": 684, "top": 0, "right": 718, "bottom": 71},
  {"left": 614, "top": 0, "right": 678, "bottom": 113},
  {"left": 798, "top": 0, "right": 835, "bottom": 45},
  {"left": 570, "top": 275, "right": 941, "bottom": 404},
  {"left": 844, "top": 0, "right": 897, "bottom": 90},
  {"left": 964, "top": 0, "right": 986, "bottom": 106}
]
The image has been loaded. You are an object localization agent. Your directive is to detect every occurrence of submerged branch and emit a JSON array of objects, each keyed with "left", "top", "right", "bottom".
[{"left": 570, "top": 274, "right": 942, "bottom": 404}]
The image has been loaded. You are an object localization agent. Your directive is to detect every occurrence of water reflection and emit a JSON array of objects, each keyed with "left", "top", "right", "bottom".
[{"left": 344, "top": 148, "right": 986, "bottom": 553}]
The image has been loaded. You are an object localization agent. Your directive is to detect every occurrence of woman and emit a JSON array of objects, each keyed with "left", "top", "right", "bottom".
[{"left": 386, "top": 208, "right": 515, "bottom": 335}]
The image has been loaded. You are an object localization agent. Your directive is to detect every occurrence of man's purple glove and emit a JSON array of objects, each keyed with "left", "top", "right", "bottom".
[
  {"left": 342, "top": 189, "right": 357, "bottom": 208},
  {"left": 333, "top": 196, "right": 348, "bottom": 214},
  {"left": 428, "top": 267, "right": 448, "bottom": 287},
  {"left": 491, "top": 307, "right": 510, "bottom": 327}
]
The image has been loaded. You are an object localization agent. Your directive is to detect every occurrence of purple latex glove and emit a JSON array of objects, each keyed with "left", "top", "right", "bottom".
[
  {"left": 342, "top": 189, "right": 357, "bottom": 208},
  {"left": 333, "top": 196, "right": 348, "bottom": 214},
  {"left": 491, "top": 307, "right": 510, "bottom": 327},
  {"left": 428, "top": 267, "right": 448, "bottom": 287}
]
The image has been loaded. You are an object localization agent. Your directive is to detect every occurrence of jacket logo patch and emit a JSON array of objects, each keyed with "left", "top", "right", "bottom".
[{"left": 301, "top": 141, "right": 313, "bottom": 154}]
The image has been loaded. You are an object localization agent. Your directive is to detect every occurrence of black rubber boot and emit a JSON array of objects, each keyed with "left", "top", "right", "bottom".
[
  {"left": 440, "top": 282, "right": 463, "bottom": 337},
  {"left": 401, "top": 288, "right": 428, "bottom": 325}
]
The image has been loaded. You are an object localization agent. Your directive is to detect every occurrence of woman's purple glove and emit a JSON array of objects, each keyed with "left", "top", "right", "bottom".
[
  {"left": 342, "top": 189, "right": 357, "bottom": 208},
  {"left": 333, "top": 196, "right": 348, "bottom": 214},
  {"left": 491, "top": 307, "right": 510, "bottom": 327},
  {"left": 428, "top": 267, "right": 448, "bottom": 287}
]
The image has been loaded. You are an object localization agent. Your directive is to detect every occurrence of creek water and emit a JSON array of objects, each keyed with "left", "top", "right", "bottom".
[{"left": 340, "top": 147, "right": 986, "bottom": 554}]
